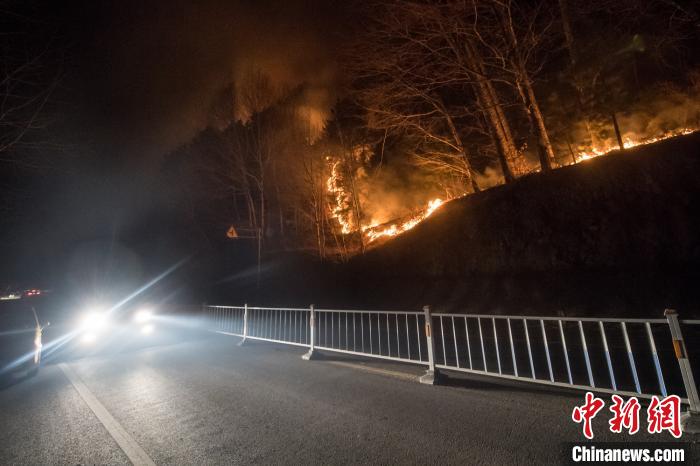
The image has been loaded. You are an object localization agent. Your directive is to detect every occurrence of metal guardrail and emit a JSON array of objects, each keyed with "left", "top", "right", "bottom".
[
  {"left": 205, "top": 304, "right": 700, "bottom": 414},
  {"left": 313, "top": 308, "right": 427, "bottom": 364}
]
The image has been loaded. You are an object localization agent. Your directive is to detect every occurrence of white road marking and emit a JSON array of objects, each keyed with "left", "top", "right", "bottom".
[{"left": 58, "top": 363, "right": 156, "bottom": 466}]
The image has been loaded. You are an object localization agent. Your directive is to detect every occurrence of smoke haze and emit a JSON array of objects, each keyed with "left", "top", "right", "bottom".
[{"left": 63, "top": 0, "right": 345, "bottom": 164}]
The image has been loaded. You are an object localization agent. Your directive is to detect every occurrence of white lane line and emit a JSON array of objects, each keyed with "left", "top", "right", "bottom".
[{"left": 58, "top": 363, "right": 156, "bottom": 466}]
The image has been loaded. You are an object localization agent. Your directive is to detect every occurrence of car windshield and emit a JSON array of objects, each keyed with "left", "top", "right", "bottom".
[{"left": 0, "top": 301, "right": 36, "bottom": 333}]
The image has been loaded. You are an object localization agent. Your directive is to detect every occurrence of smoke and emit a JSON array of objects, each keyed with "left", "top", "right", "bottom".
[
  {"left": 355, "top": 158, "right": 457, "bottom": 227},
  {"left": 565, "top": 69, "right": 700, "bottom": 159},
  {"left": 66, "top": 0, "right": 343, "bottom": 163},
  {"left": 621, "top": 75, "right": 700, "bottom": 137},
  {"left": 336, "top": 66, "right": 700, "bottom": 231},
  {"left": 474, "top": 166, "right": 505, "bottom": 190}
]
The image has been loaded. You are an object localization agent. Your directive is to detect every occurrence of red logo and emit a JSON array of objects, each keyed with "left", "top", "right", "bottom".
[
  {"left": 609, "top": 395, "right": 640, "bottom": 434},
  {"left": 572, "top": 392, "right": 605, "bottom": 439},
  {"left": 572, "top": 393, "right": 683, "bottom": 438},
  {"left": 647, "top": 395, "right": 682, "bottom": 438}
]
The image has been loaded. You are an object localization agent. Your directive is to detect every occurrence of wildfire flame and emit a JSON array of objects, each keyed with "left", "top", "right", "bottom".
[
  {"left": 326, "top": 155, "right": 449, "bottom": 244},
  {"left": 575, "top": 127, "right": 696, "bottom": 162},
  {"left": 362, "top": 198, "right": 445, "bottom": 243},
  {"left": 325, "top": 126, "right": 698, "bottom": 248},
  {"left": 326, "top": 160, "right": 355, "bottom": 234}
]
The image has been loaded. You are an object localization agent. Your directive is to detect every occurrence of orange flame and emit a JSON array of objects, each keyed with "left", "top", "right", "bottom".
[
  {"left": 326, "top": 160, "right": 355, "bottom": 234},
  {"left": 325, "top": 125, "right": 698, "bottom": 247},
  {"left": 576, "top": 128, "right": 696, "bottom": 163},
  {"left": 362, "top": 198, "right": 445, "bottom": 243},
  {"left": 325, "top": 156, "right": 448, "bottom": 244}
]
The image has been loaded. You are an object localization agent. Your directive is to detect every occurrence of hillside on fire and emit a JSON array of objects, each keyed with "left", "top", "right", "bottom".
[
  {"left": 206, "top": 132, "right": 700, "bottom": 318},
  {"left": 152, "top": 0, "right": 700, "bottom": 318},
  {"left": 342, "top": 131, "right": 700, "bottom": 317}
]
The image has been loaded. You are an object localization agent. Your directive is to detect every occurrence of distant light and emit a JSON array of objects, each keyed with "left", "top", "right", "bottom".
[{"left": 141, "top": 324, "right": 154, "bottom": 335}]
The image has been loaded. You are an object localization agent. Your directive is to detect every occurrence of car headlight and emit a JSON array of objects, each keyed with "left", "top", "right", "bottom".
[
  {"left": 80, "top": 312, "right": 108, "bottom": 331},
  {"left": 134, "top": 309, "right": 153, "bottom": 323},
  {"left": 140, "top": 324, "right": 154, "bottom": 335},
  {"left": 78, "top": 312, "right": 109, "bottom": 344}
]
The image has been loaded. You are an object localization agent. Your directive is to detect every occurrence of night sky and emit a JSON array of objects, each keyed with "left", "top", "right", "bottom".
[
  {"left": 1, "top": 0, "right": 348, "bottom": 287},
  {"left": 60, "top": 0, "right": 343, "bottom": 161}
]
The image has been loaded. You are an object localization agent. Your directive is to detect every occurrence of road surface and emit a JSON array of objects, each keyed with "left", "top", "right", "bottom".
[{"left": 0, "top": 331, "right": 695, "bottom": 465}]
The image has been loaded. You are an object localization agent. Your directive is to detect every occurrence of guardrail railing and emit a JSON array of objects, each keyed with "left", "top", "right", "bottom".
[
  {"left": 313, "top": 308, "right": 427, "bottom": 364},
  {"left": 205, "top": 304, "right": 700, "bottom": 422}
]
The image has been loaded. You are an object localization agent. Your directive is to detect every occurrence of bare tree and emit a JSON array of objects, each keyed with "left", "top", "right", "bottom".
[
  {"left": 345, "top": 0, "right": 545, "bottom": 187},
  {"left": 345, "top": 1, "right": 492, "bottom": 190},
  {"left": 0, "top": 29, "right": 59, "bottom": 166},
  {"left": 492, "top": 0, "right": 557, "bottom": 170}
]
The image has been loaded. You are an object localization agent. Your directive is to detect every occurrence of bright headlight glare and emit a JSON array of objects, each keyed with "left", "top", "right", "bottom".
[
  {"left": 80, "top": 312, "right": 108, "bottom": 332},
  {"left": 141, "top": 324, "right": 154, "bottom": 335},
  {"left": 134, "top": 309, "right": 153, "bottom": 323}
]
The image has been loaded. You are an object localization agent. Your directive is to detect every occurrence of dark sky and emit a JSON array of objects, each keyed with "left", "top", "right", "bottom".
[
  {"left": 58, "top": 0, "right": 346, "bottom": 164},
  {"left": 1, "top": 0, "right": 350, "bottom": 287}
]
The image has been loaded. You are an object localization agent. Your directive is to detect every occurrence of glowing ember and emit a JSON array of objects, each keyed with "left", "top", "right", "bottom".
[
  {"left": 576, "top": 128, "right": 696, "bottom": 163},
  {"left": 362, "top": 198, "right": 445, "bottom": 243}
]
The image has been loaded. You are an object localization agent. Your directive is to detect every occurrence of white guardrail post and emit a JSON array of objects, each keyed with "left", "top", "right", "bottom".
[
  {"left": 665, "top": 309, "right": 700, "bottom": 433},
  {"left": 237, "top": 303, "right": 248, "bottom": 346},
  {"left": 419, "top": 305, "right": 441, "bottom": 385},
  {"left": 302, "top": 304, "right": 318, "bottom": 360}
]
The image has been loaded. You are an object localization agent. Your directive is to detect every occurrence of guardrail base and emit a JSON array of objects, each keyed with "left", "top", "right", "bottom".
[
  {"left": 237, "top": 338, "right": 247, "bottom": 347},
  {"left": 419, "top": 369, "right": 443, "bottom": 385},
  {"left": 682, "top": 411, "right": 700, "bottom": 434},
  {"left": 302, "top": 349, "right": 320, "bottom": 361}
]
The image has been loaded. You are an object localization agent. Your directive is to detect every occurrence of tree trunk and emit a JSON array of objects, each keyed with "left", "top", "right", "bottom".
[
  {"left": 272, "top": 163, "right": 285, "bottom": 242},
  {"left": 245, "top": 191, "right": 256, "bottom": 228},
  {"left": 566, "top": 138, "right": 577, "bottom": 165},
  {"left": 487, "top": 118, "right": 515, "bottom": 183},
  {"left": 612, "top": 112, "right": 624, "bottom": 150},
  {"left": 558, "top": 0, "right": 577, "bottom": 65},
  {"left": 558, "top": 0, "right": 595, "bottom": 147},
  {"left": 442, "top": 109, "right": 481, "bottom": 193},
  {"left": 525, "top": 81, "right": 555, "bottom": 170},
  {"left": 498, "top": 3, "right": 556, "bottom": 171},
  {"left": 348, "top": 170, "right": 366, "bottom": 254},
  {"left": 465, "top": 40, "right": 519, "bottom": 181},
  {"left": 313, "top": 197, "right": 324, "bottom": 260}
]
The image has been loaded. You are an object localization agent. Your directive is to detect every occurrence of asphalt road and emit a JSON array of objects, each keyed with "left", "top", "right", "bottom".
[{"left": 0, "top": 331, "right": 697, "bottom": 465}]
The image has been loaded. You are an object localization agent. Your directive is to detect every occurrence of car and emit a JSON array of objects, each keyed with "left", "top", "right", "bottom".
[
  {"left": 130, "top": 306, "right": 157, "bottom": 335},
  {"left": 71, "top": 303, "right": 160, "bottom": 349},
  {"left": 0, "top": 297, "right": 44, "bottom": 378}
]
